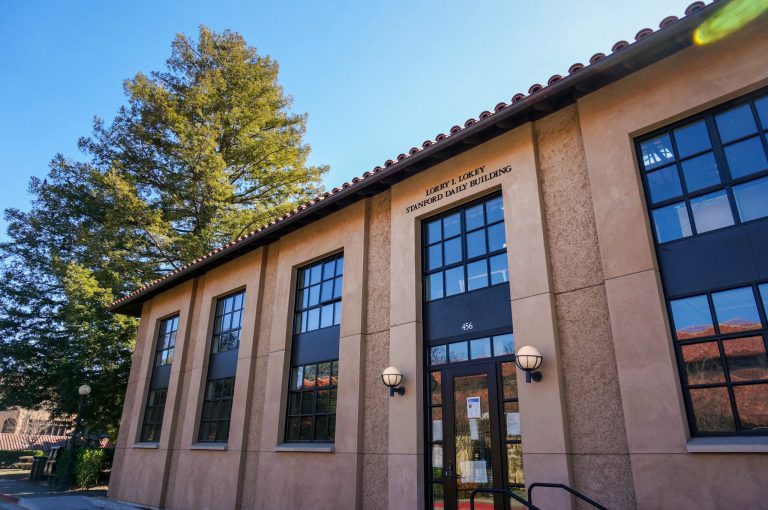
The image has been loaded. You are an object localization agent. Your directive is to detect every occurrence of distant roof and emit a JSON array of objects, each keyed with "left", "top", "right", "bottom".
[
  {"left": 112, "top": 1, "right": 725, "bottom": 316},
  {"left": 0, "top": 433, "right": 110, "bottom": 452}
]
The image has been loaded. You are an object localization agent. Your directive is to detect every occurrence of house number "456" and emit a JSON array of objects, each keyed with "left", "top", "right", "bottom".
[{"left": 461, "top": 322, "right": 474, "bottom": 331}]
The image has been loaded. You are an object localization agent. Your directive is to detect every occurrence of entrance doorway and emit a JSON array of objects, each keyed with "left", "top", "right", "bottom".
[{"left": 426, "top": 339, "right": 524, "bottom": 510}]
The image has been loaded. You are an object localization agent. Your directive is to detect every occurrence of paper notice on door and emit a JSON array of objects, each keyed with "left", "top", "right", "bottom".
[
  {"left": 432, "top": 419, "right": 443, "bottom": 441},
  {"left": 469, "top": 418, "right": 479, "bottom": 440},
  {"left": 506, "top": 412, "right": 521, "bottom": 437},
  {"left": 466, "top": 396, "right": 481, "bottom": 418},
  {"left": 460, "top": 460, "right": 489, "bottom": 484}
]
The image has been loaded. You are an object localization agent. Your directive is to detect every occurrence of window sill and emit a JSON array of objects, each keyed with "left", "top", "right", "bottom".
[
  {"left": 687, "top": 436, "right": 768, "bottom": 453},
  {"left": 274, "top": 443, "right": 334, "bottom": 453},
  {"left": 132, "top": 442, "right": 159, "bottom": 449},
  {"left": 190, "top": 442, "right": 228, "bottom": 451}
]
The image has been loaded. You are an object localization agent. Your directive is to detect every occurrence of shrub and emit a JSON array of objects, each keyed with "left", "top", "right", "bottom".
[{"left": 75, "top": 448, "right": 105, "bottom": 489}]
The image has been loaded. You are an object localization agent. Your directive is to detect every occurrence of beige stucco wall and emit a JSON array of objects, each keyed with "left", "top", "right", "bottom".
[
  {"left": 577, "top": 16, "right": 768, "bottom": 510},
  {"left": 108, "top": 15, "right": 768, "bottom": 510}
]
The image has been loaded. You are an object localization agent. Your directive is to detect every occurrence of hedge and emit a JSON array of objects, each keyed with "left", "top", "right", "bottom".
[{"left": 0, "top": 450, "right": 44, "bottom": 468}]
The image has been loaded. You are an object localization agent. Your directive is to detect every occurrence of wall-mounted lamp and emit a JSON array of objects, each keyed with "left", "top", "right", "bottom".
[
  {"left": 381, "top": 366, "right": 405, "bottom": 396},
  {"left": 515, "top": 346, "right": 543, "bottom": 383}
]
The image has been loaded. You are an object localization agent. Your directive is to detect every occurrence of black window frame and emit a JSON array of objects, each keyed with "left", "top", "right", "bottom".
[
  {"left": 284, "top": 359, "right": 339, "bottom": 442},
  {"left": 636, "top": 88, "right": 768, "bottom": 437},
  {"left": 637, "top": 89, "right": 768, "bottom": 245},
  {"left": 139, "top": 314, "right": 179, "bottom": 443},
  {"left": 667, "top": 282, "right": 768, "bottom": 436},
  {"left": 197, "top": 290, "right": 245, "bottom": 443},
  {"left": 140, "top": 388, "right": 168, "bottom": 443},
  {"left": 293, "top": 254, "right": 344, "bottom": 334},
  {"left": 422, "top": 192, "right": 509, "bottom": 302},
  {"left": 284, "top": 253, "right": 344, "bottom": 443},
  {"left": 198, "top": 376, "right": 235, "bottom": 443}
]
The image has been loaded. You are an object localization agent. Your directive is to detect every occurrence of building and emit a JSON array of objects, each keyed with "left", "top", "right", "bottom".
[
  {"left": 0, "top": 408, "right": 72, "bottom": 452},
  {"left": 107, "top": 2, "right": 768, "bottom": 509}
]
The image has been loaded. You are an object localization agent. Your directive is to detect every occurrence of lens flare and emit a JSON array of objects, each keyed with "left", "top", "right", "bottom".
[{"left": 693, "top": 0, "right": 768, "bottom": 45}]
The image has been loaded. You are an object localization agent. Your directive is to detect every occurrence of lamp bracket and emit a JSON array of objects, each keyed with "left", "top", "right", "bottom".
[{"left": 389, "top": 386, "right": 406, "bottom": 397}]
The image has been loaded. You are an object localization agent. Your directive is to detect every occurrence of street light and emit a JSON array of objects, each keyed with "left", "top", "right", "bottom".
[{"left": 60, "top": 383, "right": 91, "bottom": 489}]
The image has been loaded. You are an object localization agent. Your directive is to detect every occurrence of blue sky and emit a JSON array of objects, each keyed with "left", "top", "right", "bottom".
[{"left": 0, "top": 0, "right": 695, "bottom": 239}]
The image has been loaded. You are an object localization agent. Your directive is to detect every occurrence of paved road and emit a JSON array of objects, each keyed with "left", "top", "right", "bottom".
[{"left": 0, "top": 471, "right": 147, "bottom": 510}]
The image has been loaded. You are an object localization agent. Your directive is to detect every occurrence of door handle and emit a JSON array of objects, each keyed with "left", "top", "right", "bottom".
[{"left": 444, "top": 463, "right": 461, "bottom": 479}]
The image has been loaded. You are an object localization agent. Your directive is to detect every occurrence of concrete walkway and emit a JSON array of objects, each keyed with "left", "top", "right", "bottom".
[{"left": 0, "top": 471, "right": 149, "bottom": 510}]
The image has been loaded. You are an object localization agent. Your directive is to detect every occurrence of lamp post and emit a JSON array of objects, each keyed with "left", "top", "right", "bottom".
[
  {"left": 60, "top": 384, "right": 91, "bottom": 489},
  {"left": 74, "top": 385, "right": 91, "bottom": 436}
]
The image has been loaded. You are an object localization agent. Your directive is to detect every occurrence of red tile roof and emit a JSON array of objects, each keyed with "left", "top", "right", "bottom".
[
  {"left": 111, "top": 0, "right": 726, "bottom": 315},
  {"left": 0, "top": 433, "right": 111, "bottom": 451}
]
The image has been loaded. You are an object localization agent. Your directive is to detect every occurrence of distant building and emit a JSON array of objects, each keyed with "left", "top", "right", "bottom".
[
  {"left": 0, "top": 408, "right": 72, "bottom": 451},
  {"left": 107, "top": 2, "right": 768, "bottom": 509}
]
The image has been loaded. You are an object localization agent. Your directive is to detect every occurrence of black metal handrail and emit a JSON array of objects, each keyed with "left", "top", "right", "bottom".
[
  {"left": 528, "top": 483, "right": 608, "bottom": 510},
  {"left": 469, "top": 487, "right": 541, "bottom": 510}
]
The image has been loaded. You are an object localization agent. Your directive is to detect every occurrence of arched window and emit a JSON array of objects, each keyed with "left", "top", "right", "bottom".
[{"left": 2, "top": 418, "right": 17, "bottom": 433}]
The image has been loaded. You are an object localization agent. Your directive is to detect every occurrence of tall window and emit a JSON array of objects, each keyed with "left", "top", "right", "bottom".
[
  {"left": 140, "top": 315, "right": 178, "bottom": 442},
  {"left": 423, "top": 194, "right": 508, "bottom": 301},
  {"left": 285, "top": 255, "right": 343, "bottom": 442},
  {"left": 294, "top": 255, "right": 343, "bottom": 333},
  {"left": 639, "top": 93, "right": 768, "bottom": 243},
  {"left": 198, "top": 291, "right": 244, "bottom": 443},
  {"left": 669, "top": 284, "right": 768, "bottom": 434},
  {"left": 637, "top": 89, "right": 768, "bottom": 436}
]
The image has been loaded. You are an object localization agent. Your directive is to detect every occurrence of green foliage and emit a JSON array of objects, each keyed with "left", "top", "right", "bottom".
[
  {"left": 0, "top": 450, "right": 43, "bottom": 467},
  {"left": 0, "top": 26, "right": 327, "bottom": 437},
  {"left": 75, "top": 448, "right": 105, "bottom": 489}
]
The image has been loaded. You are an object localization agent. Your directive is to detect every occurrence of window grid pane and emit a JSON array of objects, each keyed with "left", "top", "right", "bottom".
[
  {"left": 212, "top": 291, "right": 245, "bottom": 354},
  {"left": 294, "top": 254, "right": 344, "bottom": 334},
  {"left": 140, "top": 388, "right": 167, "bottom": 443},
  {"left": 639, "top": 92, "right": 768, "bottom": 437},
  {"left": 285, "top": 360, "right": 338, "bottom": 442},
  {"left": 638, "top": 93, "right": 768, "bottom": 245},
  {"left": 422, "top": 193, "right": 508, "bottom": 302},
  {"left": 669, "top": 285, "right": 768, "bottom": 435},
  {"left": 197, "top": 377, "right": 234, "bottom": 443}
]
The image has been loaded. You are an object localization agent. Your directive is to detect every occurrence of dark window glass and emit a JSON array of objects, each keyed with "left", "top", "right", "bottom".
[
  {"left": 680, "top": 342, "right": 725, "bottom": 385},
  {"left": 469, "top": 337, "right": 491, "bottom": 359},
  {"left": 285, "top": 361, "right": 338, "bottom": 442},
  {"left": 141, "top": 315, "right": 179, "bottom": 443},
  {"left": 466, "top": 260, "right": 489, "bottom": 291},
  {"left": 212, "top": 291, "right": 245, "bottom": 354},
  {"left": 651, "top": 202, "right": 692, "bottom": 242},
  {"left": 444, "top": 266, "right": 464, "bottom": 297},
  {"left": 140, "top": 388, "right": 167, "bottom": 443},
  {"left": 674, "top": 120, "right": 712, "bottom": 158},
  {"left": 647, "top": 166, "right": 683, "bottom": 203},
  {"left": 429, "top": 333, "right": 514, "bottom": 367},
  {"left": 422, "top": 194, "right": 508, "bottom": 302},
  {"left": 755, "top": 96, "right": 768, "bottom": 126},
  {"left": 715, "top": 104, "right": 757, "bottom": 143},
  {"left": 733, "top": 176, "right": 768, "bottom": 222},
  {"left": 448, "top": 341, "right": 469, "bottom": 363},
  {"left": 733, "top": 383, "right": 768, "bottom": 430},
  {"left": 155, "top": 316, "right": 179, "bottom": 366},
  {"left": 489, "top": 254, "right": 509, "bottom": 285},
  {"left": 667, "top": 285, "right": 768, "bottom": 435},
  {"left": 294, "top": 254, "right": 343, "bottom": 334},
  {"left": 689, "top": 189, "right": 734, "bottom": 233},
  {"left": 640, "top": 134, "right": 675, "bottom": 170},
  {"left": 670, "top": 295, "right": 714, "bottom": 339},
  {"left": 724, "top": 137, "right": 768, "bottom": 178},
  {"left": 198, "top": 377, "right": 235, "bottom": 442},
  {"left": 638, "top": 93, "right": 768, "bottom": 245},
  {"left": 711, "top": 287, "right": 762, "bottom": 333},
  {"left": 680, "top": 153, "right": 721, "bottom": 192}
]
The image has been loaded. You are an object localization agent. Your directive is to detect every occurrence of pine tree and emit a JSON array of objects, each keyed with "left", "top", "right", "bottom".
[{"left": 0, "top": 26, "right": 328, "bottom": 436}]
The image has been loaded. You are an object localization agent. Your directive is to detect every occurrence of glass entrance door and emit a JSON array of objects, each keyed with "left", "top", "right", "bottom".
[
  {"left": 445, "top": 366, "right": 499, "bottom": 509},
  {"left": 428, "top": 359, "right": 525, "bottom": 510}
]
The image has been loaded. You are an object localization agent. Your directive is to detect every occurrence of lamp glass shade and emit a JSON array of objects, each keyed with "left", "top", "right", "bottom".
[
  {"left": 515, "top": 346, "right": 543, "bottom": 371},
  {"left": 381, "top": 366, "right": 404, "bottom": 388},
  {"left": 79, "top": 384, "right": 92, "bottom": 396}
]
